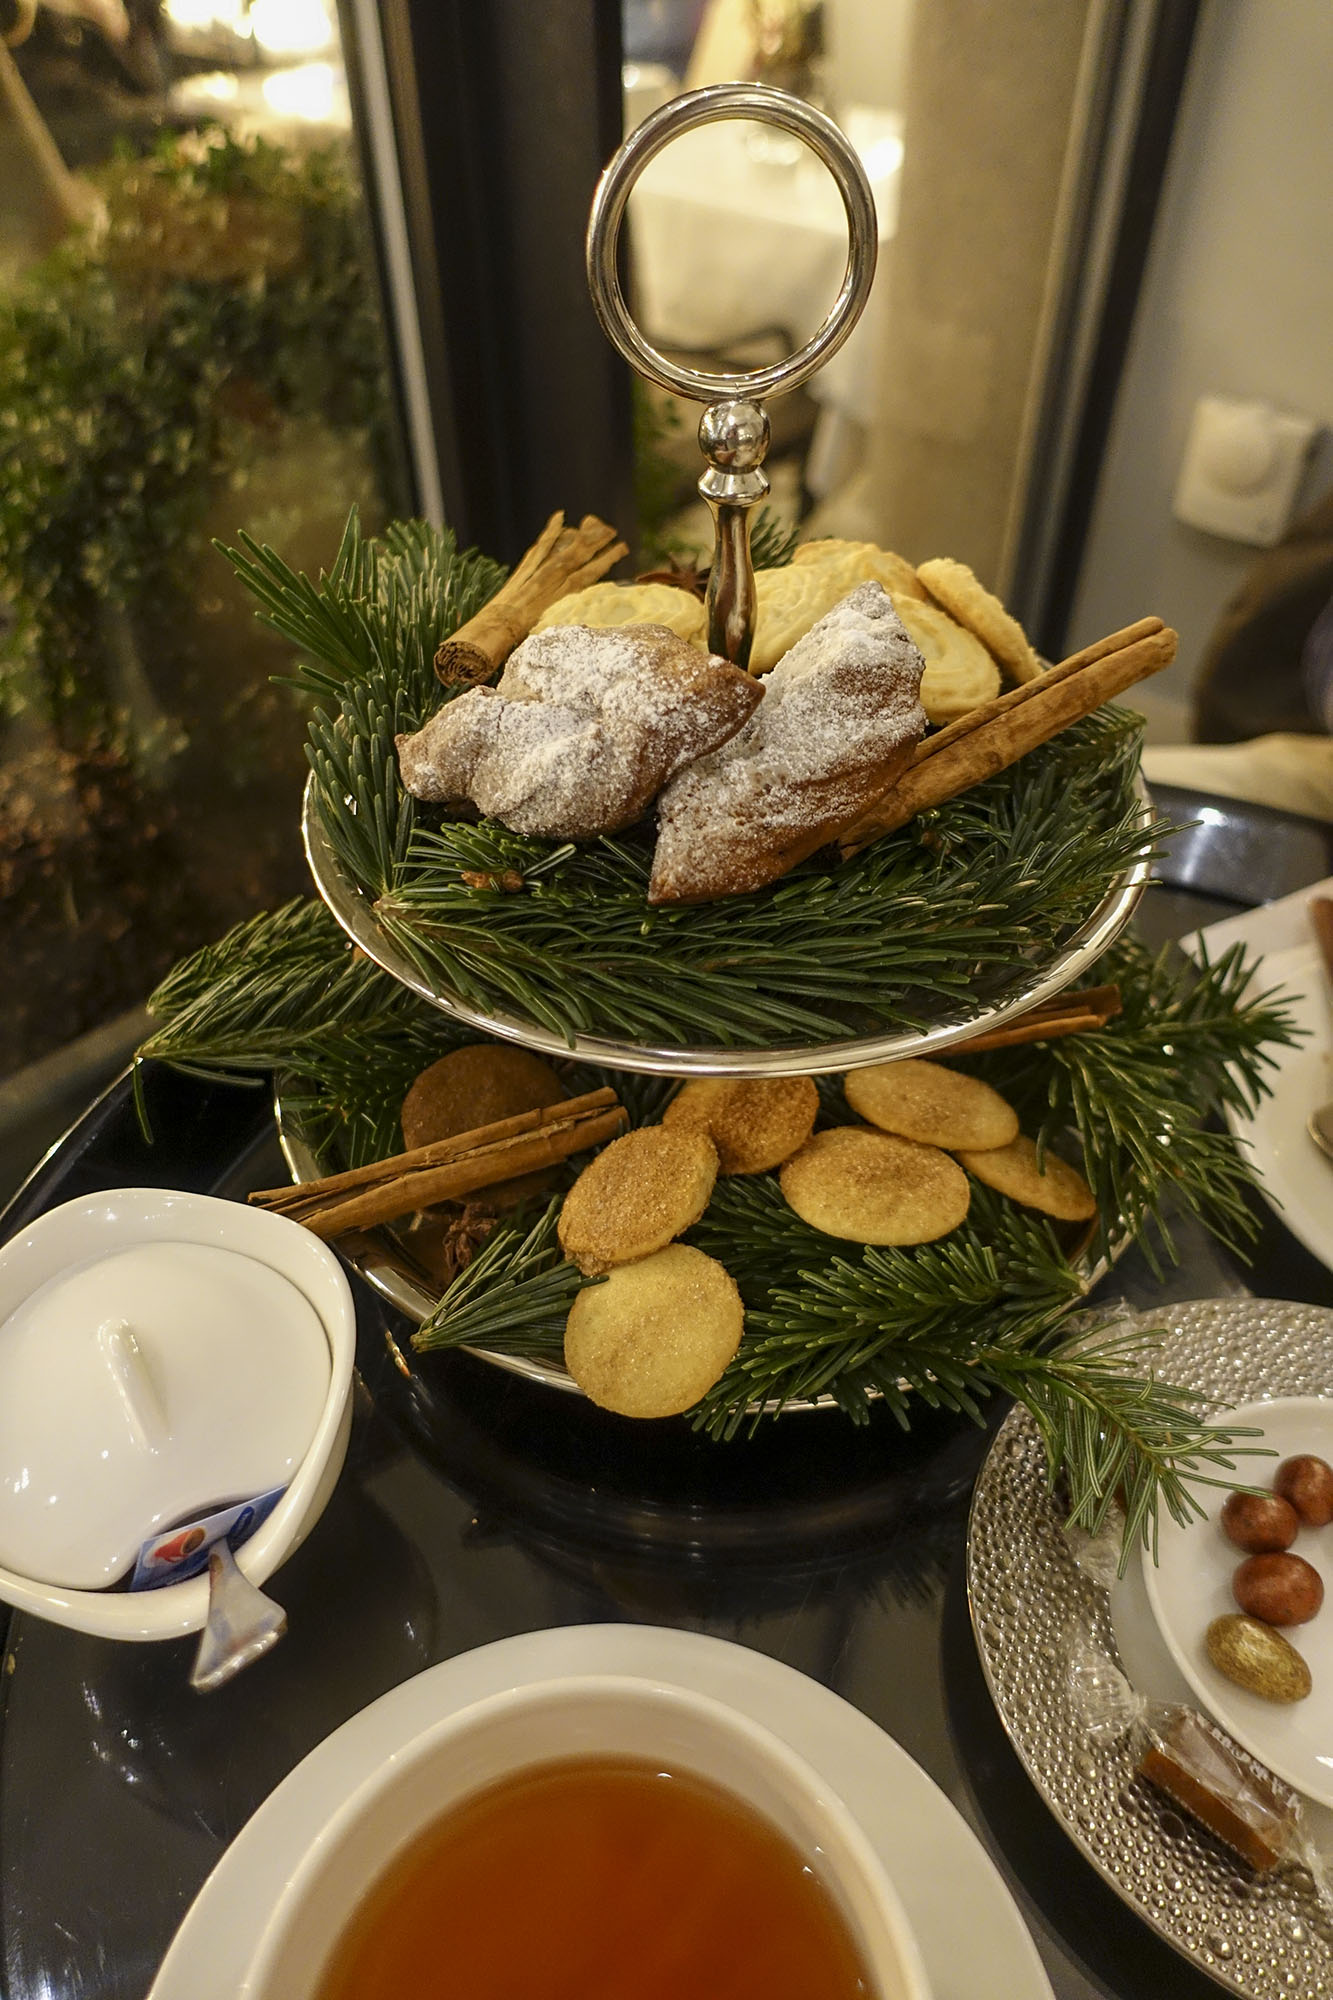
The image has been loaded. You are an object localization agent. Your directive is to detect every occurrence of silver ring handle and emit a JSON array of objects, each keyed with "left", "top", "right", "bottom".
[{"left": 586, "top": 82, "right": 878, "bottom": 404}]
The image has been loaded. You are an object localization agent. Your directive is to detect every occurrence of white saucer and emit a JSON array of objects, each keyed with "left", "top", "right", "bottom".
[
  {"left": 148, "top": 1625, "right": 1051, "bottom": 2000},
  {"left": 1222, "top": 942, "right": 1332, "bottom": 1273},
  {"left": 1144, "top": 1396, "right": 1333, "bottom": 1809}
]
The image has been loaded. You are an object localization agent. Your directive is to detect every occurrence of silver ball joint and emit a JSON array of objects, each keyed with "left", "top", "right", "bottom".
[{"left": 698, "top": 399, "right": 770, "bottom": 472}]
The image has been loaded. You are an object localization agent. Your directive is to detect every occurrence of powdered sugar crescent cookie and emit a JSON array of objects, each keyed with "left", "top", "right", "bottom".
[
  {"left": 557, "top": 1124, "right": 718, "bottom": 1273},
  {"left": 793, "top": 540, "right": 928, "bottom": 603},
  {"left": 396, "top": 622, "right": 759, "bottom": 838},
  {"left": 954, "top": 1133, "right": 1096, "bottom": 1221},
  {"left": 916, "top": 557, "right": 1041, "bottom": 685},
  {"left": 844, "top": 1060, "right": 1019, "bottom": 1153},
  {"left": 663, "top": 1075, "right": 818, "bottom": 1175},
  {"left": 534, "top": 580, "right": 706, "bottom": 645},
  {"left": 564, "top": 1244, "right": 744, "bottom": 1418},
  {"left": 650, "top": 582, "right": 926, "bottom": 903},
  {"left": 779, "top": 1125, "right": 970, "bottom": 1245},
  {"left": 894, "top": 598, "right": 1000, "bottom": 723}
]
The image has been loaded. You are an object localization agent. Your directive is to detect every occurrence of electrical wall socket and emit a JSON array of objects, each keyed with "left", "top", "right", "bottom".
[{"left": 1172, "top": 394, "right": 1318, "bottom": 547}]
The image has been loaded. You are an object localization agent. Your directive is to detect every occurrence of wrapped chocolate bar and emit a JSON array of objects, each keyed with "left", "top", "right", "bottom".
[{"left": 1068, "top": 1635, "right": 1327, "bottom": 1886}]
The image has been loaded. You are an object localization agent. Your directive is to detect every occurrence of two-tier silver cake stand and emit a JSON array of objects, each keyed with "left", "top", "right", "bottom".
[{"left": 286, "top": 82, "right": 1150, "bottom": 1386}]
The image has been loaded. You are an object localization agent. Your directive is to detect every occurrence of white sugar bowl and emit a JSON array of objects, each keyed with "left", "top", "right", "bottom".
[{"left": 0, "top": 1187, "right": 355, "bottom": 1640}]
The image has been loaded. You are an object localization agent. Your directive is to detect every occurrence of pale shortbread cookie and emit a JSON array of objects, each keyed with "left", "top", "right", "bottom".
[
  {"left": 649, "top": 582, "right": 926, "bottom": 903},
  {"left": 753, "top": 546, "right": 928, "bottom": 672},
  {"left": 916, "top": 557, "right": 1042, "bottom": 685},
  {"left": 792, "top": 540, "right": 928, "bottom": 602},
  {"left": 564, "top": 1244, "right": 744, "bottom": 1418},
  {"left": 396, "top": 623, "right": 759, "bottom": 839},
  {"left": 844, "top": 1060, "right": 1019, "bottom": 1153},
  {"left": 954, "top": 1133, "right": 1096, "bottom": 1221},
  {"left": 557, "top": 1124, "right": 718, "bottom": 1274},
  {"left": 663, "top": 1075, "right": 818, "bottom": 1175},
  {"left": 534, "top": 580, "right": 706, "bottom": 645},
  {"left": 779, "top": 1125, "right": 970, "bottom": 1245},
  {"left": 894, "top": 598, "right": 1001, "bottom": 723}
]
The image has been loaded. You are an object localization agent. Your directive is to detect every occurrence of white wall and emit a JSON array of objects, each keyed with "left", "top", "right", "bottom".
[
  {"left": 825, "top": 0, "right": 914, "bottom": 111},
  {"left": 1068, "top": 0, "right": 1333, "bottom": 736}
]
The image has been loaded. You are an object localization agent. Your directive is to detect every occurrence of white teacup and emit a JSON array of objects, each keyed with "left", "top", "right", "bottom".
[{"left": 243, "top": 1675, "right": 932, "bottom": 1999}]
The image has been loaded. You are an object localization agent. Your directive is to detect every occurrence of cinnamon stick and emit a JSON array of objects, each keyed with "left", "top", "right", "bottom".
[
  {"left": 839, "top": 623, "right": 1177, "bottom": 852},
  {"left": 270, "top": 1104, "right": 627, "bottom": 1242},
  {"left": 252, "top": 1088, "right": 620, "bottom": 1215},
  {"left": 945, "top": 982, "right": 1121, "bottom": 1054},
  {"left": 913, "top": 618, "right": 1165, "bottom": 767},
  {"left": 434, "top": 511, "right": 627, "bottom": 685}
]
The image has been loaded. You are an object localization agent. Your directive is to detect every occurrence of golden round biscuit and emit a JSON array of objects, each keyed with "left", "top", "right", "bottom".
[
  {"left": 662, "top": 1075, "right": 819, "bottom": 1175},
  {"left": 557, "top": 1124, "right": 718, "bottom": 1273},
  {"left": 954, "top": 1133, "right": 1096, "bottom": 1221},
  {"left": 563, "top": 1244, "right": 744, "bottom": 1419},
  {"left": 533, "top": 580, "right": 706, "bottom": 644},
  {"left": 916, "top": 557, "right": 1041, "bottom": 684},
  {"left": 401, "top": 1043, "right": 567, "bottom": 1207},
  {"left": 793, "top": 539, "right": 928, "bottom": 602},
  {"left": 844, "top": 1060, "right": 1019, "bottom": 1153},
  {"left": 779, "top": 1125, "right": 970, "bottom": 1245},
  {"left": 894, "top": 598, "right": 1000, "bottom": 722}
]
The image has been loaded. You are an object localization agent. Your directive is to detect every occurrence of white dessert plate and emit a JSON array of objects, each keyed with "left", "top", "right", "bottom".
[
  {"left": 1221, "top": 941, "right": 1331, "bottom": 1272},
  {"left": 1142, "top": 1395, "right": 1333, "bottom": 1808},
  {"left": 148, "top": 1624, "right": 1052, "bottom": 2000}
]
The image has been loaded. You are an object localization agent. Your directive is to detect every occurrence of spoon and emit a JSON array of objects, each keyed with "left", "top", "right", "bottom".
[{"left": 190, "top": 1536, "right": 287, "bottom": 1694}]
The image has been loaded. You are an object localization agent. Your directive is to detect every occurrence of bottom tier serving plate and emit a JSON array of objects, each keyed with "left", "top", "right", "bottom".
[
  {"left": 275, "top": 1086, "right": 1119, "bottom": 1414},
  {"left": 968, "top": 1298, "right": 1333, "bottom": 2000}
]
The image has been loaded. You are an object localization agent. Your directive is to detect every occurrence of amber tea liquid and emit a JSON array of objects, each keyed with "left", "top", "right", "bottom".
[{"left": 313, "top": 1755, "right": 876, "bottom": 1999}]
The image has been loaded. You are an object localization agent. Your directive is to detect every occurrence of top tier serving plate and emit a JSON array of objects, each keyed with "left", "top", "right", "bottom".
[{"left": 303, "top": 83, "right": 1153, "bottom": 1078}]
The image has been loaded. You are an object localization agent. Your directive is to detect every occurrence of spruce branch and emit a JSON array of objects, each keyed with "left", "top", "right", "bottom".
[{"left": 412, "top": 1200, "right": 598, "bottom": 1358}]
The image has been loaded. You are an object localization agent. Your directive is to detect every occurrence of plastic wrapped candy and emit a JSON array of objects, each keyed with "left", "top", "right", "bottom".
[{"left": 1068, "top": 1635, "right": 1323, "bottom": 1883}]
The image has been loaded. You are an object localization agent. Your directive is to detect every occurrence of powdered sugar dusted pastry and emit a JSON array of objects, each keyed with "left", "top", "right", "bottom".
[
  {"left": 649, "top": 582, "right": 927, "bottom": 903},
  {"left": 396, "top": 622, "right": 760, "bottom": 839}
]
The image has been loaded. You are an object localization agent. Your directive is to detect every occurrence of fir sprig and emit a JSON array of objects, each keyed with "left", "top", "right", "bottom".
[
  {"left": 412, "top": 1201, "right": 600, "bottom": 1358},
  {"left": 961, "top": 935, "right": 1302, "bottom": 1271}
]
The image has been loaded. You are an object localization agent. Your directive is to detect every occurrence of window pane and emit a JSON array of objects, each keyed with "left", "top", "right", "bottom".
[{"left": 0, "top": 0, "right": 405, "bottom": 1078}]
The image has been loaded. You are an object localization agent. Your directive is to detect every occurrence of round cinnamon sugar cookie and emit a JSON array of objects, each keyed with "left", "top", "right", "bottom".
[
  {"left": 916, "top": 557, "right": 1041, "bottom": 685},
  {"left": 779, "top": 1125, "right": 970, "bottom": 1245},
  {"left": 954, "top": 1133, "right": 1096, "bottom": 1221},
  {"left": 564, "top": 1244, "right": 744, "bottom": 1419},
  {"left": 663, "top": 1075, "right": 818, "bottom": 1175},
  {"left": 532, "top": 579, "right": 706, "bottom": 644},
  {"left": 844, "top": 1059, "right": 1018, "bottom": 1153},
  {"left": 401, "top": 1044, "right": 567, "bottom": 1206},
  {"left": 557, "top": 1124, "right": 718, "bottom": 1274},
  {"left": 894, "top": 598, "right": 1000, "bottom": 722}
]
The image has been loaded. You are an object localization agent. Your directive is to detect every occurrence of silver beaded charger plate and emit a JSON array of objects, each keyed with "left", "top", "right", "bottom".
[
  {"left": 302, "top": 772, "right": 1152, "bottom": 1079},
  {"left": 967, "top": 1298, "right": 1333, "bottom": 2000}
]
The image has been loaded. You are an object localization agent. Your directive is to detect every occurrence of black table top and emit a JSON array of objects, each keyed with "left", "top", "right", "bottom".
[{"left": 4, "top": 789, "right": 1333, "bottom": 2000}]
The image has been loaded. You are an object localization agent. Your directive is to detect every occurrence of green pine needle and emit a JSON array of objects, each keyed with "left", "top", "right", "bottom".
[{"left": 412, "top": 1201, "right": 600, "bottom": 1358}]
